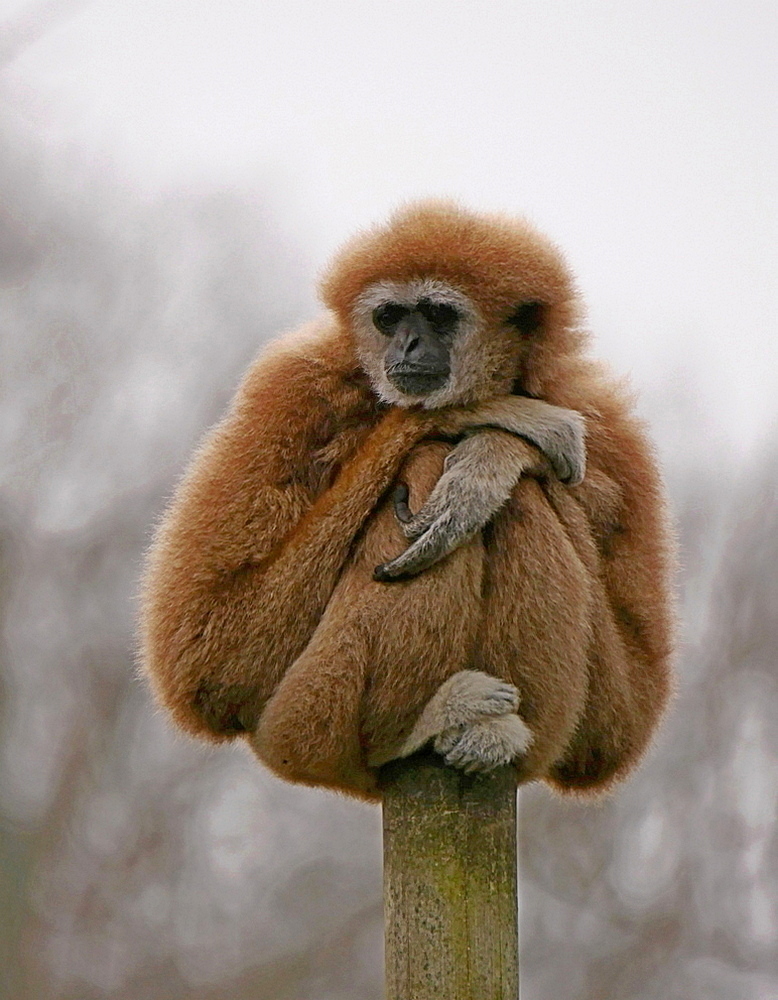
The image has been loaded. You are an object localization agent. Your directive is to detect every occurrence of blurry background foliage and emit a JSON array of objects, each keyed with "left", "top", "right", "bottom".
[{"left": 0, "top": 1, "right": 776, "bottom": 998}]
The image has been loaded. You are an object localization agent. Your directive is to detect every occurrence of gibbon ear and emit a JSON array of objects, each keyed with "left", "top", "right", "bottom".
[{"left": 507, "top": 300, "right": 544, "bottom": 336}]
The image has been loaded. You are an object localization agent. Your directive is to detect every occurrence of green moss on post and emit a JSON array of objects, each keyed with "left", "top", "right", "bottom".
[{"left": 381, "top": 751, "right": 519, "bottom": 1000}]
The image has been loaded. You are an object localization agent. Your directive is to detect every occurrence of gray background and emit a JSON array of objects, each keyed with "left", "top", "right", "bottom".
[{"left": 1, "top": 1, "right": 776, "bottom": 997}]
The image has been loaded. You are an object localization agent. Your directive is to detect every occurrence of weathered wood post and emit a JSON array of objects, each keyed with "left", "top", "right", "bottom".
[{"left": 381, "top": 750, "right": 519, "bottom": 1000}]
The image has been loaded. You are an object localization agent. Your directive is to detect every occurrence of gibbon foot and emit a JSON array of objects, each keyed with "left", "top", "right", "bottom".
[
  {"left": 434, "top": 714, "right": 533, "bottom": 773},
  {"left": 422, "top": 669, "right": 520, "bottom": 727},
  {"left": 369, "top": 670, "right": 526, "bottom": 769},
  {"left": 400, "top": 669, "right": 520, "bottom": 754}
]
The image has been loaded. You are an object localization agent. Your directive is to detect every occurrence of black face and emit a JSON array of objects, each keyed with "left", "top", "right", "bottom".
[{"left": 373, "top": 297, "right": 460, "bottom": 396}]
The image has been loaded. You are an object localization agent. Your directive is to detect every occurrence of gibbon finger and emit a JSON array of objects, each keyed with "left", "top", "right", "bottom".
[
  {"left": 374, "top": 509, "right": 469, "bottom": 580},
  {"left": 392, "top": 483, "right": 414, "bottom": 524}
]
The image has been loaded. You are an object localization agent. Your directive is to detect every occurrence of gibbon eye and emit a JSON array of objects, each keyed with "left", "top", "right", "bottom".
[
  {"left": 417, "top": 299, "right": 459, "bottom": 331},
  {"left": 372, "top": 303, "right": 408, "bottom": 333}
]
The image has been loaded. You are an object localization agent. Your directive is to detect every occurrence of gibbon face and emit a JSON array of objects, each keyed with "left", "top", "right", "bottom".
[
  {"left": 320, "top": 200, "right": 587, "bottom": 407},
  {"left": 351, "top": 277, "right": 483, "bottom": 408}
]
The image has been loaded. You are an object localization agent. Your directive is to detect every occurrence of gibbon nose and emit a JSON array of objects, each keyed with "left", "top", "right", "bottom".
[
  {"left": 389, "top": 314, "right": 449, "bottom": 373},
  {"left": 396, "top": 317, "right": 426, "bottom": 362}
]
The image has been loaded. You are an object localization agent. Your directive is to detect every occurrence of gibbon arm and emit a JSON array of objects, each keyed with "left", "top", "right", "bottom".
[
  {"left": 142, "top": 374, "right": 433, "bottom": 739},
  {"left": 539, "top": 392, "right": 676, "bottom": 792},
  {"left": 140, "top": 348, "right": 584, "bottom": 742}
]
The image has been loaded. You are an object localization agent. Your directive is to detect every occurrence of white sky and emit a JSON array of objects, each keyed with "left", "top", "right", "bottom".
[{"left": 3, "top": 0, "right": 777, "bottom": 466}]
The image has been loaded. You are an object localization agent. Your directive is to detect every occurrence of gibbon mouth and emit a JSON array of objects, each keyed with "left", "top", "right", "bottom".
[{"left": 386, "top": 366, "right": 449, "bottom": 396}]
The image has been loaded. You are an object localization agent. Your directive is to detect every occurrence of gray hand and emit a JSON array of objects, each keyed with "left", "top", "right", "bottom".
[
  {"left": 373, "top": 431, "right": 529, "bottom": 581},
  {"left": 435, "top": 396, "right": 586, "bottom": 487}
]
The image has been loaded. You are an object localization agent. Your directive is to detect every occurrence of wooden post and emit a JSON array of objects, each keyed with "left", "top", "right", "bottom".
[{"left": 381, "top": 750, "right": 519, "bottom": 1000}]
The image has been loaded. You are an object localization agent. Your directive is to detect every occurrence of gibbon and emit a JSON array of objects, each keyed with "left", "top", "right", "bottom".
[{"left": 140, "top": 201, "right": 675, "bottom": 802}]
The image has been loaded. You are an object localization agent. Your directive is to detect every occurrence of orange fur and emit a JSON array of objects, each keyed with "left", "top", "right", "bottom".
[{"left": 139, "top": 201, "right": 675, "bottom": 801}]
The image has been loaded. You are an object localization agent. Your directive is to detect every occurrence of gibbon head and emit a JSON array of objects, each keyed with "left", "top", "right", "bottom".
[{"left": 320, "top": 200, "right": 587, "bottom": 407}]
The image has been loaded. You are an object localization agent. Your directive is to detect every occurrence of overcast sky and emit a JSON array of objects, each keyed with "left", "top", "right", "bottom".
[{"left": 3, "top": 0, "right": 776, "bottom": 466}]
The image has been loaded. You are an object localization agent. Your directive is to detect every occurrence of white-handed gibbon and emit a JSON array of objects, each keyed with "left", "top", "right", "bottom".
[{"left": 140, "top": 200, "right": 675, "bottom": 801}]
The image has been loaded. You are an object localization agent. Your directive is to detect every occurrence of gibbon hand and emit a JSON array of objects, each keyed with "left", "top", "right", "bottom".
[{"left": 376, "top": 427, "right": 569, "bottom": 581}]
